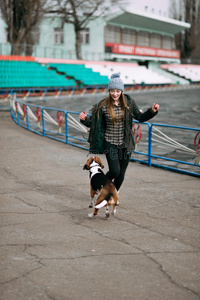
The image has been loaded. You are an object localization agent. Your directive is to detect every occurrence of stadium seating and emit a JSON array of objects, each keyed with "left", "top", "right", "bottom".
[
  {"left": 49, "top": 63, "right": 109, "bottom": 86},
  {"left": 0, "top": 60, "right": 76, "bottom": 88},
  {"left": 1, "top": 56, "right": 199, "bottom": 90},
  {"left": 85, "top": 63, "right": 172, "bottom": 85},
  {"left": 162, "top": 64, "right": 200, "bottom": 83}
]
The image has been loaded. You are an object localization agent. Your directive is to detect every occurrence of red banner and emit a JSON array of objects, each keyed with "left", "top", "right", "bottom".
[{"left": 105, "top": 43, "right": 180, "bottom": 59}]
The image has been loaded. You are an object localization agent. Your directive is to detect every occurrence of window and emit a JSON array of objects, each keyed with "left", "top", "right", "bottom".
[
  {"left": 80, "top": 28, "right": 89, "bottom": 44},
  {"left": 5, "top": 28, "right": 10, "bottom": 43},
  {"left": 122, "top": 28, "right": 136, "bottom": 45},
  {"left": 163, "top": 35, "right": 173, "bottom": 50},
  {"left": 151, "top": 33, "right": 161, "bottom": 48},
  {"left": 105, "top": 25, "right": 121, "bottom": 43},
  {"left": 53, "top": 28, "right": 64, "bottom": 45},
  {"left": 31, "top": 28, "right": 40, "bottom": 44},
  {"left": 138, "top": 31, "right": 149, "bottom": 47},
  {"left": 6, "top": 27, "right": 40, "bottom": 44}
]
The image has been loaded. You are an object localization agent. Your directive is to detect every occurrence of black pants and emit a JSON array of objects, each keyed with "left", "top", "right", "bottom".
[{"left": 104, "top": 141, "right": 131, "bottom": 191}]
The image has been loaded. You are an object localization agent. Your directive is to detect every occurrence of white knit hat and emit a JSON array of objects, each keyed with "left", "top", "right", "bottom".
[{"left": 108, "top": 73, "right": 124, "bottom": 92}]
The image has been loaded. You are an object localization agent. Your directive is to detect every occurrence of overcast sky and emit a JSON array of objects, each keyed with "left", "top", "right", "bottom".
[{"left": 127, "top": 0, "right": 171, "bottom": 17}]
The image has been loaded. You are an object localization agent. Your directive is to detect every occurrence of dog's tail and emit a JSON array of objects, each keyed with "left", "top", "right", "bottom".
[
  {"left": 105, "top": 193, "right": 113, "bottom": 201},
  {"left": 95, "top": 193, "right": 113, "bottom": 209}
]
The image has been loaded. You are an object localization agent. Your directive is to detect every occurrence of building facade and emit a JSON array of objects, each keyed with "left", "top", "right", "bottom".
[{"left": 0, "top": 8, "right": 190, "bottom": 64}]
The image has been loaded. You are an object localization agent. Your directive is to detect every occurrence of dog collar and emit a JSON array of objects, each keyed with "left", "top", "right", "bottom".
[
  {"left": 89, "top": 163, "right": 101, "bottom": 179},
  {"left": 89, "top": 163, "right": 100, "bottom": 169}
]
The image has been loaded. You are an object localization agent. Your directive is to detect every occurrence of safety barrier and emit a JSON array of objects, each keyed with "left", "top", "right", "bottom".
[
  {"left": 1, "top": 82, "right": 200, "bottom": 102},
  {"left": 10, "top": 98, "right": 200, "bottom": 178},
  {"left": 131, "top": 122, "right": 200, "bottom": 177},
  {"left": 0, "top": 87, "right": 108, "bottom": 102},
  {"left": 2, "top": 84, "right": 200, "bottom": 111}
]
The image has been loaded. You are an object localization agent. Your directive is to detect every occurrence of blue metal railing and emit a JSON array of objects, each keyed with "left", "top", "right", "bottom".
[
  {"left": 130, "top": 121, "right": 200, "bottom": 177},
  {"left": 10, "top": 99, "right": 200, "bottom": 178}
]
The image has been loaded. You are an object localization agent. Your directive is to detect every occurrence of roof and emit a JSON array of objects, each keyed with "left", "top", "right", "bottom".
[{"left": 105, "top": 8, "right": 191, "bottom": 35}]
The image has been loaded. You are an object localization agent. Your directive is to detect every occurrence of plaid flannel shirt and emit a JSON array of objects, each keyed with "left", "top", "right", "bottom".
[{"left": 102, "top": 104, "right": 125, "bottom": 146}]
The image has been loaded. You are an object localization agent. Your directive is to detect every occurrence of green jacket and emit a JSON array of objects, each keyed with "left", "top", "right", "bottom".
[{"left": 81, "top": 94, "right": 157, "bottom": 154}]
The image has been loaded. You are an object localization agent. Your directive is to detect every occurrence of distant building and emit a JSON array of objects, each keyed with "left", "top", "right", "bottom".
[{"left": 0, "top": 8, "right": 190, "bottom": 65}]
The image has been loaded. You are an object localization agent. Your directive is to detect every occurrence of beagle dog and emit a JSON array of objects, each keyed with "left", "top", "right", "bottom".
[{"left": 83, "top": 156, "right": 119, "bottom": 218}]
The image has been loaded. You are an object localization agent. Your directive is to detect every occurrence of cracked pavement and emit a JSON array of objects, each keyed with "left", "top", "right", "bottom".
[{"left": 0, "top": 111, "right": 200, "bottom": 300}]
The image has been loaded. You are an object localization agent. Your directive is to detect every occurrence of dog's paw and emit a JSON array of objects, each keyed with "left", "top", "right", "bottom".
[
  {"left": 105, "top": 207, "right": 110, "bottom": 219},
  {"left": 88, "top": 213, "right": 95, "bottom": 218},
  {"left": 111, "top": 208, "right": 116, "bottom": 215},
  {"left": 105, "top": 212, "right": 110, "bottom": 219}
]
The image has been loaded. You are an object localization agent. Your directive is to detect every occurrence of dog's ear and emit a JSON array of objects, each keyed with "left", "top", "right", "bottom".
[
  {"left": 83, "top": 157, "right": 93, "bottom": 170},
  {"left": 100, "top": 162, "right": 104, "bottom": 169},
  {"left": 95, "top": 156, "right": 104, "bottom": 169},
  {"left": 83, "top": 164, "right": 89, "bottom": 170}
]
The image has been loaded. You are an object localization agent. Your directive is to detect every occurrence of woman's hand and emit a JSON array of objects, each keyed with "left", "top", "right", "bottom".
[
  {"left": 151, "top": 103, "right": 159, "bottom": 113},
  {"left": 79, "top": 111, "right": 87, "bottom": 121}
]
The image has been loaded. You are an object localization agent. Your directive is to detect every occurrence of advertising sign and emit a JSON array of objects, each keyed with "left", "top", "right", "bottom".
[{"left": 105, "top": 43, "right": 180, "bottom": 59}]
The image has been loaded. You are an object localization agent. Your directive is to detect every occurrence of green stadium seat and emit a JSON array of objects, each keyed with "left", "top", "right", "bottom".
[
  {"left": 48, "top": 63, "right": 109, "bottom": 86},
  {"left": 0, "top": 60, "right": 77, "bottom": 88}
]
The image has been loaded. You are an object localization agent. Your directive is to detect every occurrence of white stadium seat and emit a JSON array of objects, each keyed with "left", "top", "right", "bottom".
[
  {"left": 85, "top": 64, "right": 172, "bottom": 85},
  {"left": 165, "top": 65, "right": 200, "bottom": 82}
]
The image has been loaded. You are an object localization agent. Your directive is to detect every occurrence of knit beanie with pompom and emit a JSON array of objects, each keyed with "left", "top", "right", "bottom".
[{"left": 108, "top": 73, "right": 124, "bottom": 92}]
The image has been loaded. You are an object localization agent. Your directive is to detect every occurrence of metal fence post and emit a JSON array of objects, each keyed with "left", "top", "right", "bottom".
[
  {"left": 65, "top": 112, "right": 68, "bottom": 144},
  {"left": 148, "top": 124, "right": 152, "bottom": 166},
  {"left": 26, "top": 105, "right": 29, "bottom": 130},
  {"left": 41, "top": 108, "right": 45, "bottom": 136},
  {"left": 16, "top": 99, "right": 20, "bottom": 125}
]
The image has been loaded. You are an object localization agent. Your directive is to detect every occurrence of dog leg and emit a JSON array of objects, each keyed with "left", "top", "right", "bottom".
[
  {"left": 105, "top": 206, "right": 110, "bottom": 219},
  {"left": 94, "top": 193, "right": 108, "bottom": 209},
  {"left": 88, "top": 197, "right": 95, "bottom": 208},
  {"left": 116, "top": 191, "right": 120, "bottom": 206},
  {"left": 89, "top": 187, "right": 96, "bottom": 208},
  {"left": 111, "top": 204, "right": 116, "bottom": 215},
  {"left": 111, "top": 192, "right": 119, "bottom": 214},
  {"left": 88, "top": 208, "right": 98, "bottom": 218}
]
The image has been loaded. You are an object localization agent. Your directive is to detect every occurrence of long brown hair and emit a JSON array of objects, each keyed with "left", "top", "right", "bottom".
[{"left": 98, "top": 92, "right": 127, "bottom": 126}]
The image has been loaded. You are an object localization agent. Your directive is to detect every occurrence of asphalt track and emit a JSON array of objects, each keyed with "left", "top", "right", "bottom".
[
  {"left": 30, "top": 87, "right": 200, "bottom": 128},
  {"left": 0, "top": 88, "right": 200, "bottom": 300}
]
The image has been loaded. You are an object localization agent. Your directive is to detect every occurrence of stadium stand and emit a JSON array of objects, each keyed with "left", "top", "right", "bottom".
[
  {"left": 48, "top": 63, "right": 109, "bottom": 86},
  {"left": 1, "top": 55, "right": 200, "bottom": 91},
  {"left": 162, "top": 64, "right": 200, "bottom": 83},
  {"left": 85, "top": 63, "right": 172, "bottom": 85},
  {"left": 0, "top": 58, "right": 76, "bottom": 89}
]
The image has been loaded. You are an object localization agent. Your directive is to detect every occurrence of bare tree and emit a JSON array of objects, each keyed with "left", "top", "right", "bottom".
[
  {"left": 0, "top": 0, "right": 47, "bottom": 55},
  {"left": 184, "top": 0, "right": 199, "bottom": 58},
  {"left": 48, "top": 0, "right": 125, "bottom": 59},
  {"left": 191, "top": 3, "right": 200, "bottom": 62},
  {"left": 170, "top": 0, "right": 200, "bottom": 61}
]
